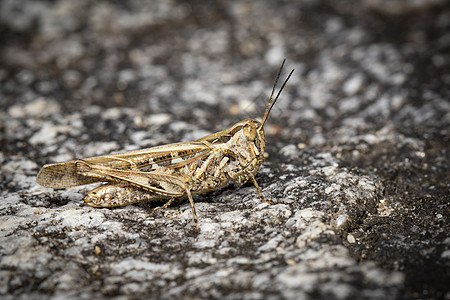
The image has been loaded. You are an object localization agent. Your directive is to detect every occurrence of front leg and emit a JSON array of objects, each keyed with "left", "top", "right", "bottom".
[{"left": 247, "top": 172, "right": 274, "bottom": 205}]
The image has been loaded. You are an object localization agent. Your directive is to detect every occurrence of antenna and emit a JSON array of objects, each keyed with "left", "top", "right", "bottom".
[{"left": 261, "top": 59, "right": 294, "bottom": 126}]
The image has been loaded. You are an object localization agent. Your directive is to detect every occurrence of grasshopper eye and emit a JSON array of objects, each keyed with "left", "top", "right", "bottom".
[{"left": 243, "top": 123, "right": 257, "bottom": 141}]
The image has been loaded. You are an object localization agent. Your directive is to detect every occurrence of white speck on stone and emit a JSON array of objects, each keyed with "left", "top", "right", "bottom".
[
  {"left": 8, "top": 98, "right": 61, "bottom": 118},
  {"left": 277, "top": 263, "right": 318, "bottom": 290},
  {"left": 181, "top": 79, "right": 217, "bottom": 105},
  {"left": 322, "top": 166, "right": 337, "bottom": 177},
  {"left": 55, "top": 210, "right": 105, "bottom": 228},
  {"left": 336, "top": 214, "right": 348, "bottom": 228},
  {"left": 285, "top": 209, "right": 324, "bottom": 231},
  {"left": 441, "top": 250, "right": 450, "bottom": 259},
  {"left": 310, "top": 132, "right": 326, "bottom": 146},
  {"left": 219, "top": 210, "right": 248, "bottom": 226},
  {"left": 358, "top": 178, "right": 376, "bottom": 192},
  {"left": 130, "top": 131, "right": 149, "bottom": 145},
  {"left": 279, "top": 144, "right": 299, "bottom": 159},
  {"left": 199, "top": 222, "right": 221, "bottom": 235},
  {"left": 298, "top": 208, "right": 321, "bottom": 220},
  {"left": 91, "top": 233, "right": 107, "bottom": 244},
  {"left": 227, "top": 256, "right": 251, "bottom": 265},
  {"left": 0, "top": 195, "right": 21, "bottom": 208},
  {"left": 361, "top": 263, "right": 405, "bottom": 286},
  {"left": 339, "top": 96, "right": 360, "bottom": 113},
  {"left": 187, "top": 251, "right": 218, "bottom": 265},
  {"left": 169, "top": 121, "right": 189, "bottom": 132},
  {"left": 296, "top": 220, "right": 333, "bottom": 248},
  {"left": 29, "top": 122, "right": 59, "bottom": 145},
  {"left": 265, "top": 42, "right": 285, "bottom": 66},
  {"left": 300, "top": 245, "right": 354, "bottom": 269},
  {"left": 99, "top": 220, "right": 124, "bottom": 232},
  {"left": 251, "top": 204, "right": 292, "bottom": 224},
  {"left": 102, "top": 107, "right": 123, "bottom": 119},
  {"left": 343, "top": 74, "right": 364, "bottom": 96},
  {"left": 111, "top": 259, "right": 172, "bottom": 276},
  {"left": 325, "top": 183, "right": 341, "bottom": 195},
  {"left": 325, "top": 18, "right": 343, "bottom": 33},
  {"left": 184, "top": 129, "right": 212, "bottom": 141},
  {"left": 120, "top": 283, "right": 143, "bottom": 295},
  {"left": 0, "top": 216, "right": 27, "bottom": 237},
  {"left": 363, "top": 134, "right": 378, "bottom": 145},
  {"left": 283, "top": 178, "right": 309, "bottom": 196},
  {"left": 1, "top": 242, "right": 53, "bottom": 270},
  {"left": 392, "top": 73, "right": 405, "bottom": 85},
  {"left": 193, "top": 222, "right": 223, "bottom": 249},
  {"left": 324, "top": 186, "right": 333, "bottom": 194},
  {"left": 118, "top": 69, "right": 136, "bottom": 84},
  {"left": 85, "top": 141, "right": 119, "bottom": 157},
  {"left": 193, "top": 238, "right": 217, "bottom": 249},
  {"left": 238, "top": 99, "right": 257, "bottom": 114},
  {"left": 146, "top": 113, "right": 172, "bottom": 125},
  {"left": 347, "top": 234, "right": 356, "bottom": 244},
  {"left": 258, "top": 236, "right": 284, "bottom": 252}
]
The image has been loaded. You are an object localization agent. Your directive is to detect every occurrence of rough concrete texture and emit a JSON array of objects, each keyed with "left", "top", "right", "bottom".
[{"left": 0, "top": 0, "right": 449, "bottom": 299}]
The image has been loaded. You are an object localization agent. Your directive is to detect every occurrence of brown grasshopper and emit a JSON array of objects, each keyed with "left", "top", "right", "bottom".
[{"left": 37, "top": 60, "right": 294, "bottom": 227}]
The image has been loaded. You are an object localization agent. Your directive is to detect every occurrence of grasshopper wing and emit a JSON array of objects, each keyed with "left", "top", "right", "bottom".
[{"left": 37, "top": 141, "right": 211, "bottom": 188}]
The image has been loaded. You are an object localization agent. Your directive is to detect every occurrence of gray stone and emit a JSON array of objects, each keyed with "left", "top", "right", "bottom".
[{"left": 1, "top": 0, "right": 448, "bottom": 299}]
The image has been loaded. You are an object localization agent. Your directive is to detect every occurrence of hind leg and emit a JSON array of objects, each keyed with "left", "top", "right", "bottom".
[{"left": 84, "top": 183, "right": 162, "bottom": 207}]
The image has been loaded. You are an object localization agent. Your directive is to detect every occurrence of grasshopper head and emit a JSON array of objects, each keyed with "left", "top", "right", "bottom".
[{"left": 229, "top": 118, "right": 265, "bottom": 164}]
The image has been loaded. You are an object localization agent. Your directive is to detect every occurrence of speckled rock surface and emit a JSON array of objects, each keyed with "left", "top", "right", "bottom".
[{"left": 1, "top": 1, "right": 449, "bottom": 299}]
